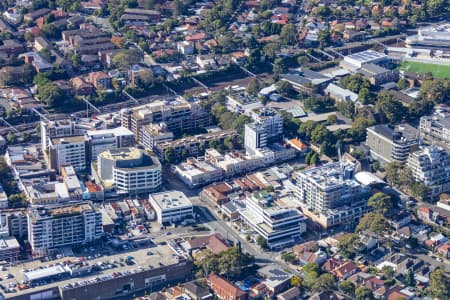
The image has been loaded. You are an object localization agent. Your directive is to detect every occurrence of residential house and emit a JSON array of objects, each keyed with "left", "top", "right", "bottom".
[
  {"left": 206, "top": 273, "right": 247, "bottom": 300},
  {"left": 89, "top": 71, "right": 112, "bottom": 90}
]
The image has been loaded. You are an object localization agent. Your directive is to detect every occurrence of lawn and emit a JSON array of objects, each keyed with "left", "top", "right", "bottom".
[{"left": 398, "top": 61, "right": 450, "bottom": 79}]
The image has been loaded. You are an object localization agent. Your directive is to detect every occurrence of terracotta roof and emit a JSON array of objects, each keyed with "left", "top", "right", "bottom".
[
  {"left": 207, "top": 273, "right": 247, "bottom": 298},
  {"left": 187, "top": 233, "right": 229, "bottom": 254}
]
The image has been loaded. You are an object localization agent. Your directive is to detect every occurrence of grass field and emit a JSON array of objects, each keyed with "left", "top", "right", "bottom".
[{"left": 398, "top": 61, "right": 450, "bottom": 79}]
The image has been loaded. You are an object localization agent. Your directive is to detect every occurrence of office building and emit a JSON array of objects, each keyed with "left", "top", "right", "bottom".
[
  {"left": 0, "top": 236, "right": 20, "bottom": 262},
  {"left": 366, "top": 124, "right": 419, "bottom": 164},
  {"left": 97, "top": 147, "right": 162, "bottom": 195},
  {"left": 245, "top": 109, "right": 283, "bottom": 155},
  {"left": 239, "top": 191, "right": 306, "bottom": 250},
  {"left": 85, "top": 127, "right": 135, "bottom": 159},
  {"left": 420, "top": 108, "right": 450, "bottom": 150},
  {"left": 407, "top": 146, "right": 450, "bottom": 198},
  {"left": 293, "top": 162, "right": 370, "bottom": 228},
  {"left": 27, "top": 202, "right": 103, "bottom": 255},
  {"left": 120, "top": 97, "right": 211, "bottom": 142},
  {"left": 148, "top": 191, "right": 193, "bottom": 224},
  {"left": 49, "top": 136, "right": 89, "bottom": 173}
]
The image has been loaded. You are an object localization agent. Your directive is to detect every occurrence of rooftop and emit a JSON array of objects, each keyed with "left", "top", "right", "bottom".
[
  {"left": 368, "top": 124, "right": 418, "bottom": 143},
  {"left": 149, "top": 191, "right": 192, "bottom": 210}
]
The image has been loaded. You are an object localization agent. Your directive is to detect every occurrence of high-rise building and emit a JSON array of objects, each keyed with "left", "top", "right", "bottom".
[
  {"left": 245, "top": 108, "right": 283, "bottom": 155},
  {"left": 239, "top": 191, "right": 306, "bottom": 250},
  {"left": 97, "top": 147, "right": 162, "bottom": 194},
  {"left": 420, "top": 108, "right": 450, "bottom": 150},
  {"left": 48, "top": 136, "right": 88, "bottom": 173},
  {"left": 244, "top": 123, "right": 267, "bottom": 155},
  {"left": 407, "top": 146, "right": 450, "bottom": 198},
  {"left": 293, "top": 162, "right": 370, "bottom": 228},
  {"left": 366, "top": 124, "right": 419, "bottom": 164},
  {"left": 27, "top": 202, "right": 102, "bottom": 255}
]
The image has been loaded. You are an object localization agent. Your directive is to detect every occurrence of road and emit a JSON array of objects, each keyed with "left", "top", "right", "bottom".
[{"left": 190, "top": 196, "right": 295, "bottom": 271}]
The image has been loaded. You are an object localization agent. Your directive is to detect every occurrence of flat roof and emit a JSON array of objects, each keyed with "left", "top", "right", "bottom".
[
  {"left": 149, "top": 191, "right": 192, "bottom": 210},
  {"left": 24, "top": 265, "right": 69, "bottom": 282},
  {"left": 99, "top": 147, "right": 142, "bottom": 161},
  {"left": 344, "top": 50, "right": 387, "bottom": 63}
]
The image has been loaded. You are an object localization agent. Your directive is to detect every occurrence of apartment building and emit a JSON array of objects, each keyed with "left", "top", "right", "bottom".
[
  {"left": 154, "top": 129, "right": 238, "bottom": 160},
  {"left": 120, "top": 98, "right": 211, "bottom": 142},
  {"left": 141, "top": 123, "right": 174, "bottom": 150},
  {"left": 420, "top": 108, "right": 450, "bottom": 150},
  {"left": 49, "top": 136, "right": 89, "bottom": 173},
  {"left": 41, "top": 118, "right": 99, "bottom": 150},
  {"left": 293, "top": 162, "right": 371, "bottom": 228},
  {"left": 239, "top": 191, "right": 306, "bottom": 250},
  {"left": 97, "top": 147, "right": 162, "bottom": 195},
  {"left": 366, "top": 124, "right": 419, "bottom": 164},
  {"left": 27, "top": 202, "right": 103, "bottom": 255},
  {"left": 407, "top": 146, "right": 450, "bottom": 198},
  {"left": 226, "top": 93, "right": 263, "bottom": 116},
  {"left": 85, "top": 127, "right": 135, "bottom": 159},
  {"left": 149, "top": 191, "right": 193, "bottom": 224},
  {"left": 245, "top": 108, "right": 283, "bottom": 155}
]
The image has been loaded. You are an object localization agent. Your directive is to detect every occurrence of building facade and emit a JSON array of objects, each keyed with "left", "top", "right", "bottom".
[
  {"left": 240, "top": 192, "right": 306, "bottom": 250},
  {"left": 49, "top": 136, "right": 89, "bottom": 173},
  {"left": 407, "top": 146, "right": 450, "bottom": 198},
  {"left": 149, "top": 191, "right": 193, "bottom": 224},
  {"left": 366, "top": 124, "right": 419, "bottom": 164},
  {"left": 420, "top": 108, "right": 450, "bottom": 150},
  {"left": 27, "top": 202, "right": 103, "bottom": 255},
  {"left": 97, "top": 147, "right": 162, "bottom": 195}
]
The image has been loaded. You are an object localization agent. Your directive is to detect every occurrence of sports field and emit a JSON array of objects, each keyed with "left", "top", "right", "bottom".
[{"left": 398, "top": 61, "right": 450, "bottom": 79}]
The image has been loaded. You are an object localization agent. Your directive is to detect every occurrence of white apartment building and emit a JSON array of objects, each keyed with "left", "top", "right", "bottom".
[
  {"left": 27, "top": 202, "right": 102, "bottom": 255},
  {"left": 226, "top": 93, "right": 263, "bottom": 116},
  {"left": 49, "top": 136, "right": 88, "bottom": 173},
  {"left": 97, "top": 147, "right": 162, "bottom": 194},
  {"left": 41, "top": 118, "right": 99, "bottom": 150},
  {"left": 250, "top": 108, "right": 283, "bottom": 138},
  {"left": 293, "top": 162, "right": 370, "bottom": 228},
  {"left": 407, "top": 146, "right": 450, "bottom": 198},
  {"left": 239, "top": 191, "right": 306, "bottom": 250},
  {"left": 148, "top": 191, "right": 193, "bottom": 224},
  {"left": 245, "top": 123, "right": 267, "bottom": 155},
  {"left": 85, "top": 127, "right": 135, "bottom": 159},
  {"left": 420, "top": 108, "right": 450, "bottom": 150}
]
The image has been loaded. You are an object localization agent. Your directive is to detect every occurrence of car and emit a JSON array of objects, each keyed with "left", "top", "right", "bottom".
[{"left": 436, "top": 257, "right": 443, "bottom": 262}]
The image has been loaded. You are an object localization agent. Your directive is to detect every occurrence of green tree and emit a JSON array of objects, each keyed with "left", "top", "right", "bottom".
[
  {"left": 273, "top": 57, "right": 289, "bottom": 75},
  {"left": 405, "top": 268, "right": 415, "bottom": 287},
  {"left": 355, "top": 286, "right": 374, "bottom": 300},
  {"left": 318, "top": 29, "right": 332, "bottom": 48},
  {"left": 246, "top": 78, "right": 260, "bottom": 96},
  {"left": 262, "top": 42, "right": 279, "bottom": 60},
  {"left": 164, "top": 147, "right": 176, "bottom": 163},
  {"left": 381, "top": 265, "right": 394, "bottom": 280},
  {"left": 368, "top": 192, "right": 393, "bottom": 214},
  {"left": 281, "top": 252, "right": 297, "bottom": 264},
  {"left": 231, "top": 115, "right": 252, "bottom": 133},
  {"left": 290, "top": 275, "right": 303, "bottom": 289},
  {"left": 349, "top": 116, "right": 375, "bottom": 141},
  {"left": 277, "top": 81, "right": 294, "bottom": 96},
  {"left": 428, "top": 268, "right": 450, "bottom": 299},
  {"left": 312, "top": 273, "right": 335, "bottom": 292},
  {"left": 112, "top": 49, "right": 143, "bottom": 69},
  {"left": 375, "top": 91, "right": 408, "bottom": 124},
  {"left": 356, "top": 213, "right": 391, "bottom": 235},
  {"left": 327, "top": 114, "right": 338, "bottom": 125},
  {"left": 339, "top": 280, "right": 355, "bottom": 297},
  {"left": 256, "top": 235, "right": 269, "bottom": 251},
  {"left": 8, "top": 193, "right": 27, "bottom": 208},
  {"left": 6, "top": 132, "right": 16, "bottom": 144},
  {"left": 302, "top": 262, "right": 320, "bottom": 288},
  {"left": 338, "top": 234, "right": 360, "bottom": 258},
  {"left": 280, "top": 24, "right": 298, "bottom": 46}
]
